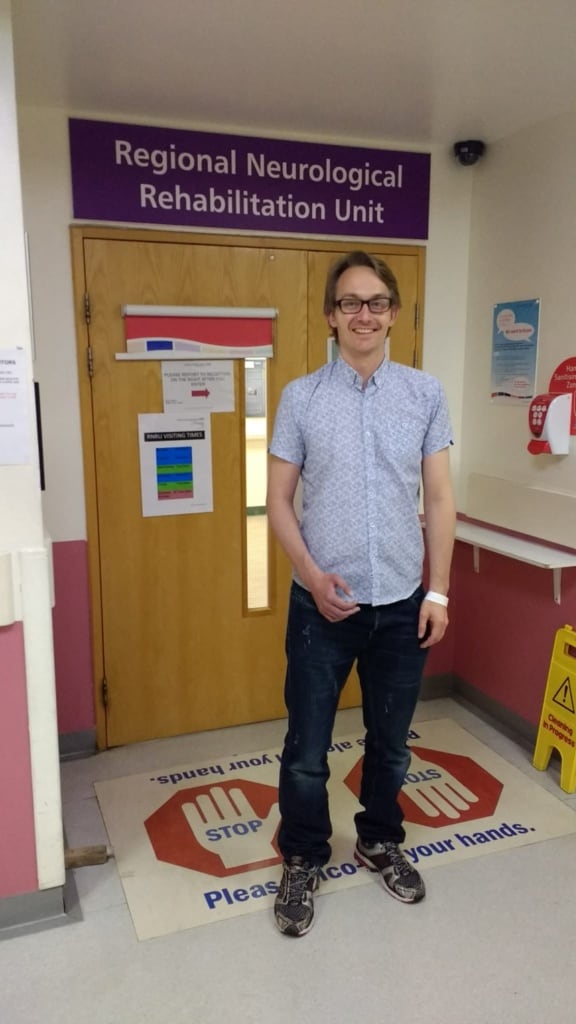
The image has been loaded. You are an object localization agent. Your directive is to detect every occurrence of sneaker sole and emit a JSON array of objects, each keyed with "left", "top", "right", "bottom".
[
  {"left": 354, "top": 849, "right": 425, "bottom": 904},
  {"left": 275, "top": 912, "right": 315, "bottom": 938}
]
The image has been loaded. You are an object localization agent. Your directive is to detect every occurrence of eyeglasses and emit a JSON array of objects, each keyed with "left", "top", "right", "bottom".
[{"left": 334, "top": 296, "right": 393, "bottom": 314}]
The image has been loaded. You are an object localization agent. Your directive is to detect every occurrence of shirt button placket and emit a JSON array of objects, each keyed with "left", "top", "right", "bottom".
[{"left": 364, "top": 388, "right": 378, "bottom": 602}]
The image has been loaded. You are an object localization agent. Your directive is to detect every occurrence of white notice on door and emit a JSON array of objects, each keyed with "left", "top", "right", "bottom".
[
  {"left": 162, "top": 360, "right": 235, "bottom": 412},
  {"left": 138, "top": 412, "right": 213, "bottom": 517},
  {"left": 0, "top": 348, "right": 32, "bottom": 465}
]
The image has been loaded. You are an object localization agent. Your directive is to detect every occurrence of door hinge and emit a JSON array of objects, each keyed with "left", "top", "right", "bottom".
[
  {"left": 87, "top": 345, "right": 94, "bottom": 378},
  {"left": 84, "top": 292, "right": 91, "bottom": 325},
  {"left": 101, "top": 678, "right": 109, "bottom": 708},
  {"left": 413, "top": 303, "right": 420, "bottom": 367}
]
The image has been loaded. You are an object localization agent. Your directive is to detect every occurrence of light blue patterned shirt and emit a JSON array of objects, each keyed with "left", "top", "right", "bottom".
[{"left": 269, "top": 357, "right": 453, "bottom": 605}]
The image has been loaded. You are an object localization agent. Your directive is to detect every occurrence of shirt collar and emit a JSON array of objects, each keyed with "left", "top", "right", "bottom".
[{"left": 335, "top": 354, "right": 390, "bottom": 389}]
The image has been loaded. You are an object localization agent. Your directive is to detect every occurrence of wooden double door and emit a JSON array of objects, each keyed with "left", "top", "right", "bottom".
[{"left": 71, "top": 229, "right": 424, "bottom": 747}]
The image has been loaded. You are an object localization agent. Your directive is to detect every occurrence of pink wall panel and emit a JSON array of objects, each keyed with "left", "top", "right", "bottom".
[
  {"left": 424, "top": 621, "right": 455, "bottom": 677},
  {"left": 0, "top": 624, "right": 38, "bottom": 897},
  {"left": 51, "top": 537, "right": 575, "bottom": 738},
  {"left": 452, "top": 541, "right": 576, "bottom": 727},
  {"left": 52, "top": 541, "right": 95, "bottom": 733}
]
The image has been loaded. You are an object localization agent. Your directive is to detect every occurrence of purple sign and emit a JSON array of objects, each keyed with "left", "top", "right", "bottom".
[{"left": 69, "top": 119, "right": 430, "bottom": 240}]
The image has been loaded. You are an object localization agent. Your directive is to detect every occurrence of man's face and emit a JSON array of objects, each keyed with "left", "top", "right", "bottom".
[{"left": 327, "top": 266, "right": 398, "bottom": 362}]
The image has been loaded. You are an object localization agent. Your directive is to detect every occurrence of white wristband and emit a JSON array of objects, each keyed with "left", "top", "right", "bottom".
[{"left": 425, "top": 590, "right": 449, "bottom": 607}]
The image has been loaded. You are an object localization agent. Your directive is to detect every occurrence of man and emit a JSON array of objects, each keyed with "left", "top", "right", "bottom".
[{"left": 267, "top": 250, "right": 455, "bottom": 937}]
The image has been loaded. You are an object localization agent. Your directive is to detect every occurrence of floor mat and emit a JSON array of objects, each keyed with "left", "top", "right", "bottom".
[{"left": 94, "top": 718, "right": 576, "bottom": 940}]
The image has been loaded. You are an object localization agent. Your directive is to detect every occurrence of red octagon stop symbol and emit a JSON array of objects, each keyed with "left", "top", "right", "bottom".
[
  {"left": 344, "top": 745, "right": 503, "bottom": 827},
  {"left": 144, "top": 778, "right": 281, "bottom": 878}
]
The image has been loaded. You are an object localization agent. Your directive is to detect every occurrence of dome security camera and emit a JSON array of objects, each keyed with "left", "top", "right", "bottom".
[{"left": 453, "top": 140, "right": 486, "bottom": 166}]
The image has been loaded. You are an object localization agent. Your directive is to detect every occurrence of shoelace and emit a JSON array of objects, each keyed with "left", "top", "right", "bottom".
[
  {"left": 283, "top": 863, "right": 313, "bottom": 904},
  {"left": 382, "top": 842, "right": 413, "bottom": 877}
]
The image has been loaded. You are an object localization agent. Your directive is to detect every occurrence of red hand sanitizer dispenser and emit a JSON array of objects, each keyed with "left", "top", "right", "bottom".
[{"left": 527, "top": 393, "right": 571, "bottom": 454}]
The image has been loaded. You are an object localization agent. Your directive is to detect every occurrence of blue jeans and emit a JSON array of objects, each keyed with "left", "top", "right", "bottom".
[{"left": 278, "top": 582, "right": 428, "bottom": 865}]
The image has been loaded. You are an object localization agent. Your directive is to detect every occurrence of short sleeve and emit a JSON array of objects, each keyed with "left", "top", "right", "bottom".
[
  {"left": 422, "top": 380, "right": 454, "bottom": 456},
  {"left": 269, "top": 381, "right": 306, "bottom": 467}
]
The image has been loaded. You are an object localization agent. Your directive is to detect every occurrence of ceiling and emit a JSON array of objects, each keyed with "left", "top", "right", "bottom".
[{"left": 11, "top": 0, "right": 576, "bottom": 150}]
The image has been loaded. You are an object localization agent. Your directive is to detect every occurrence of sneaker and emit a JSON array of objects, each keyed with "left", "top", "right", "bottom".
[
  {"left": 274, "top": 857, "right": 319, "bottom": 937},
  {"left": 355, "top": 839, "right": 425, "bottom": 904}
]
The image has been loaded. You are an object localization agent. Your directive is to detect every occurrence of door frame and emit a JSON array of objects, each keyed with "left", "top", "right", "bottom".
[{"left": 70, "top": 226, "right": 426, "bottom": 748}]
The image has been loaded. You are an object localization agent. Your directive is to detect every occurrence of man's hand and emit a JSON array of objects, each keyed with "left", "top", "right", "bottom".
[
  {"left": 418, "top": 598, "right": 448, "bottom": 648},
  {"left": 309, "top": 572, "right": 360, "bottom": 622}
]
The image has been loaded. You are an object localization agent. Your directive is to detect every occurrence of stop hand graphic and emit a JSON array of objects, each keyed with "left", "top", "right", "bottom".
[
  {"left": 145, "top": 778, "right": 281, "bottom": 877},
  {"left": 344, "top": 745, "right": 503, "bottom": 827}
]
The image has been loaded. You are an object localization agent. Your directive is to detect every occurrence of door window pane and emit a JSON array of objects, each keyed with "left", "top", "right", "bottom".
[{"left": 245, "top": 359, "right": 269, "bottom": 609}]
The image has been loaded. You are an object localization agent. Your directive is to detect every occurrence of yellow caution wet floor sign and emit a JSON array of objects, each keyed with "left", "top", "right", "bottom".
[{"left": 533, "top": 625, "right": 576, "bottom": 792}]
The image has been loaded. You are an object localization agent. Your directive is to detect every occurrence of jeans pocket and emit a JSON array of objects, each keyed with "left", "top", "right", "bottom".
[
  {"left": 291, "top": 581, "right": 316, "bottom": 610},
  {"left": 408, "top": 584, "right": 425, "bottom": 607}
]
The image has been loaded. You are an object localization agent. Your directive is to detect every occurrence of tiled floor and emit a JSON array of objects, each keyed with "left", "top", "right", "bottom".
[{"left": 2, "top": 697, "right": 576, "bottom": 1024}]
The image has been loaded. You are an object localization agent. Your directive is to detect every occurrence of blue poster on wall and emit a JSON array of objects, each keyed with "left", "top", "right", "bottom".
[{"left": 491, "top": 299, "right": 540, "bottom": 402}]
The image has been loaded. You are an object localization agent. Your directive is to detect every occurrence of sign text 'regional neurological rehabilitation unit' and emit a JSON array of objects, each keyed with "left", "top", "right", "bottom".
[{"left": 69, "top": 119, "right": 430, "bottom": 240}]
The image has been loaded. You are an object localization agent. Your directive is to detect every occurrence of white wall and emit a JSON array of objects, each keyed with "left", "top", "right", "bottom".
[
  {"left": 462, "top": 111, "right": 576, "bottom": 544},
  {"left": 423, "top": 147, "right": 473, "bottom": 503},
  {"left": 0, "top": 13, "right": 42, "bottom": 549},
  {"left": 17, "top": 106, "right": 82, "bottom": 543},
  {"left": 0, "top": 0, "right": 63, "bottom": 894},
  {"left": 17, "top": 106, "right": 471, "bottom": 541}
]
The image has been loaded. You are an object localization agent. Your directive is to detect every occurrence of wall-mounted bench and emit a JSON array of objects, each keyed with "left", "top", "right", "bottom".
[{"left": 455, "top": 520, "right": 576, "bottom": 604}]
